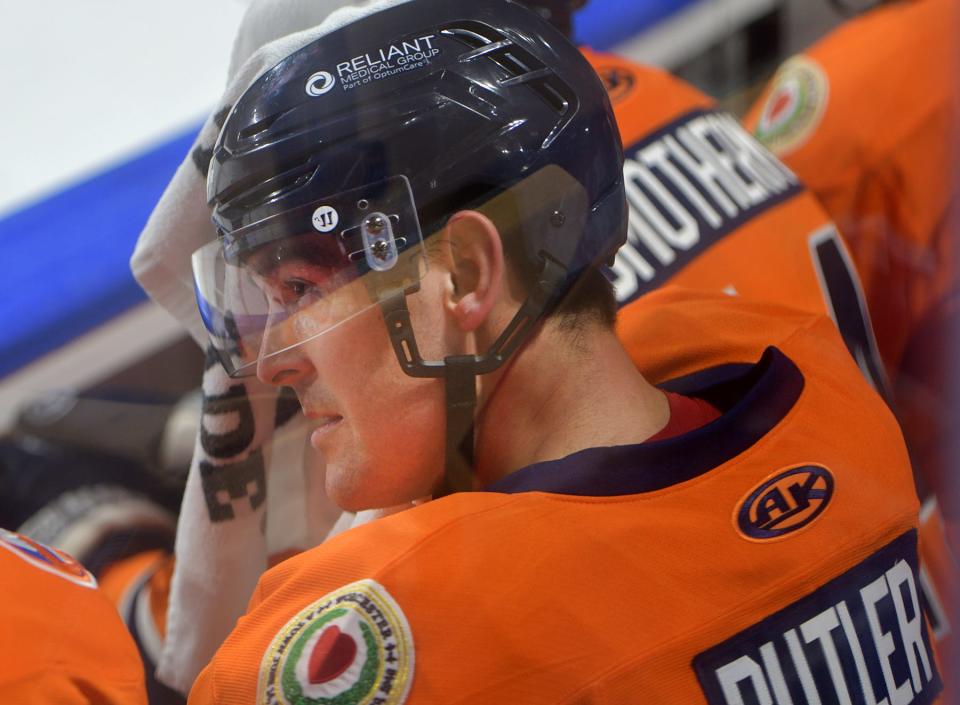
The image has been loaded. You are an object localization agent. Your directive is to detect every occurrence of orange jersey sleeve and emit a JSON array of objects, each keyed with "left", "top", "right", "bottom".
[
  {"left": 99, "top": 551, "right": 190, "bottom": 704},
  {"left": 0, "top": 529, "right": 147, "bottom": 705},
  {"left": 744, "top": 0, "right": 959, "bottom": 381},
  {"left": 582, "top": 49, "right": 891, "bottom": 398},
  {"left": 100, "top": 549, "right": 174, "bottom": 642},
  {"left": 187, "top": 290, "right": 940, "bottom": 705}
]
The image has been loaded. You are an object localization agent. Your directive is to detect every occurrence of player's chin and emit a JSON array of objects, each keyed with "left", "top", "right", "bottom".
[
  {"left": 325, "top": 463, "right": 391, "bottom": 513},
  {"left": 324, "top": 462, "right": 363, "bottom": 512},
  {"left": 326, "top": 462, "right": 437, "bottom": 514}
]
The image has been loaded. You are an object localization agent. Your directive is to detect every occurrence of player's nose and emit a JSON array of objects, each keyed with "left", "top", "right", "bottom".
[
  {"left": 255, "top": 307, "right": 316, "bottom": 386},
  {"left": 256, "top": 342, "right": 313, "bottom": 387}
]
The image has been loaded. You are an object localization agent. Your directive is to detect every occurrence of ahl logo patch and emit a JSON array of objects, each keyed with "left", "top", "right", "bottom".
[
  {"left": 753, "top": 56, "right": 829, "bottom": 155},
  {"left": 0, "top": 528, "right": 97, "bottom": 588},
  {"left": 258, "top": 579, "right": 414, "bottom": 705},
  {"left": 736, "top": 465, "right": 834, "bottom": 541}
]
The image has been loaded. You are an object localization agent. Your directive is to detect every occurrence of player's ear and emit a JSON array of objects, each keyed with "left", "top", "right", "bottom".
[{"left": 439, "top": 210, "right": 504, "bottom": 333}]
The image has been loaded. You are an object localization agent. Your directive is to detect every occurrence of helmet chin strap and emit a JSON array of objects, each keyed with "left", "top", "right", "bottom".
[{"left": 378, "top": 255, "right": 568, "bottom": 496}]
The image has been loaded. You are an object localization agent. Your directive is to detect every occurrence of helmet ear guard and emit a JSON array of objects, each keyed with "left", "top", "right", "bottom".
[
  {"left": 381, "top": 164, "right": 591, "bottom": 378},
  {"left": 478, "top": 165, "right": 591, "bottom": 287}
]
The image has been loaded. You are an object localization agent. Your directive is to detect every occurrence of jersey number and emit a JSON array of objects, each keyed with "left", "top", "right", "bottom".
[{"left": 808, "top": 225, "right": 892, "bottom": 401}]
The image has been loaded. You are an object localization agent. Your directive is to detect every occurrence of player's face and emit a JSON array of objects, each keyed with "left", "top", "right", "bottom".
[{"left": 255, "top": 260, "right": 450, "bottom": 511}]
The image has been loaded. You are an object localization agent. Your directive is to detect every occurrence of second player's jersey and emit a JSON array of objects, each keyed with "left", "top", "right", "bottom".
[
  {"left": 0, "top": 528, "right": 148, "bottom": 705},
  {"left": 743, "top": 0, "right": 960, "bottom": 542},
  {"left": 743, "top": 0, "right": 958, "bottom": 384},
  {"left": 583, "top": 49, "right": 891, "bottom": 398},
  {"left": 188, "top": 289, "right": 940, "bottom": 705},
  {"left": 588, "top": 52, "right": 956, "bottom": 674}
]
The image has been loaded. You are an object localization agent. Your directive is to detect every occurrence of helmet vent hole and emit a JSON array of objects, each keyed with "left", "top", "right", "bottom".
[
  {"left": 440, "top": 26, "right": 489, "bottom": 49},
  {"left": 238, "top": 111, "right": 288, "bottom": 142},
  {"left": 496, "top": 52, "right": 531, "bottom": 77},
  {"left": 226, "top": 159, "right": 318, "bottom": 211},
  {"left": 441, "top": 23, "right": 572, "bottom": 118},
  {"left": 537, "top": 83, "right": 569, "bottom": 114}
]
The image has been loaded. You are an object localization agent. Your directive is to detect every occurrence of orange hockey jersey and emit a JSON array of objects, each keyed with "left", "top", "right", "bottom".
[
  {"left": 583, "top": 48, "right": 892, "bottom": 400},
  {"left": 587, "top": 48, "right": 957, "bottom": 673},
  {"left": 746, "top": 5, "right": 960, "bottom": 656},
  {"left": 743, "top": 0, "right": 959, "bottom": 490},
  {"left": 0, "top": 528, "right": 148, "bottom": 705},
  {"left": 188, "top": 289, "right": 941, "bottom": 705}
]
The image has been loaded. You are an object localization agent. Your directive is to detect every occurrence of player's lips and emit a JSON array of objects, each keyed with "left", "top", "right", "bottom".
[{"left": 309, "top": 414, "right": 343, "bottom": 447}]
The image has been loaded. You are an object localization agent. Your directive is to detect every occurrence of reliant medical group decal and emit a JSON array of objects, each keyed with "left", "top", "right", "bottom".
[{"left": 307, "top": 35, "right": 442, "bottom": 96}]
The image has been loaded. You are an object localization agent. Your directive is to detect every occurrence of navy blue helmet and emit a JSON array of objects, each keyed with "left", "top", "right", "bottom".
[{"left": 199, "top": 0, "right": 625, "bottom": 377}]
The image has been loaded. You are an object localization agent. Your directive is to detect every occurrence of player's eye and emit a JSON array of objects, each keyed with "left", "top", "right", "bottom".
[{"left": 278, "top": 278, "right": 320, "bottom": 307}]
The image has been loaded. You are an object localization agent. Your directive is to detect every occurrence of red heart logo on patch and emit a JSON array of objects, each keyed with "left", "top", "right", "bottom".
[
  {"left": 770, "top": 90, "right": 793, "bottom": 122},
  {"left": 308, "top": 626, "right": 357, "bottom": 684}
]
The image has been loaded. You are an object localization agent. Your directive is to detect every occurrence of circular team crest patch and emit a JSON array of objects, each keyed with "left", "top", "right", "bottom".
[
  {"left": 735, "top": 465, "right": 834, "bottom": 541},
  {"left": 259, "top": 579, "right": 414, "bottom": 705},
  {"left": 0, "top": 528, "right": 97, "bottom": 588},
  {"left": 753, "top": 56, "right": 829, "bottom": 155}
]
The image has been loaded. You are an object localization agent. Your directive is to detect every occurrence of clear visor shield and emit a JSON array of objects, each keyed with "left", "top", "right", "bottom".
[{"left": 192, "top": 176, "right": 424, "bottom": 377}]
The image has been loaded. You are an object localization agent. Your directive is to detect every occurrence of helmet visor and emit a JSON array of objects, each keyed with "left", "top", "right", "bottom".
[{"left": 192, "top": 176, "right": 424, "bottom": 377}]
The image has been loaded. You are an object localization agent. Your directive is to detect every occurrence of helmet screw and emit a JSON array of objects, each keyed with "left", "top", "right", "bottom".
[
  {"left": 550, "top": 210, "right": 566, "bottom": 228},
  {"left": 366, "top": 214, "right": 387, "bottom": 234},
  {"left": 371, "top": 238, "right": 390, "bottom": 260}
]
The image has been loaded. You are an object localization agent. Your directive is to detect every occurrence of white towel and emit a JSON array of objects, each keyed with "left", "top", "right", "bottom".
[
  {"left": 130, "top": 0, "right": 415, "bottom": 694},
  {"left": 131, "top": 0, "right": 400, "bottom": 345}
]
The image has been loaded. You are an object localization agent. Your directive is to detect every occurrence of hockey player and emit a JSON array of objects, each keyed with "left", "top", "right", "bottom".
[
  {"left": 0, "top": 528, "right": 148, "bottom": 704},
  {"left": 572, "top": 15, "right": 892, "bottom": 398},
  {"left": 745, "top": 1, "right": 959, "bottom": 677},
  {"left": 122, "top": 0, "right": 950, "bottom": 696},
  {"left": 745, "top": 0, "right": 959, "bottom": 518},
  {"left": 558, "top": 0, "right": 958, "bottom": 678},
  {"left": 184, "top": 1, "right": 942, "bottom": 702},
  {"left": 550, "top": 0, "right": 957, "bottom": 679}
]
